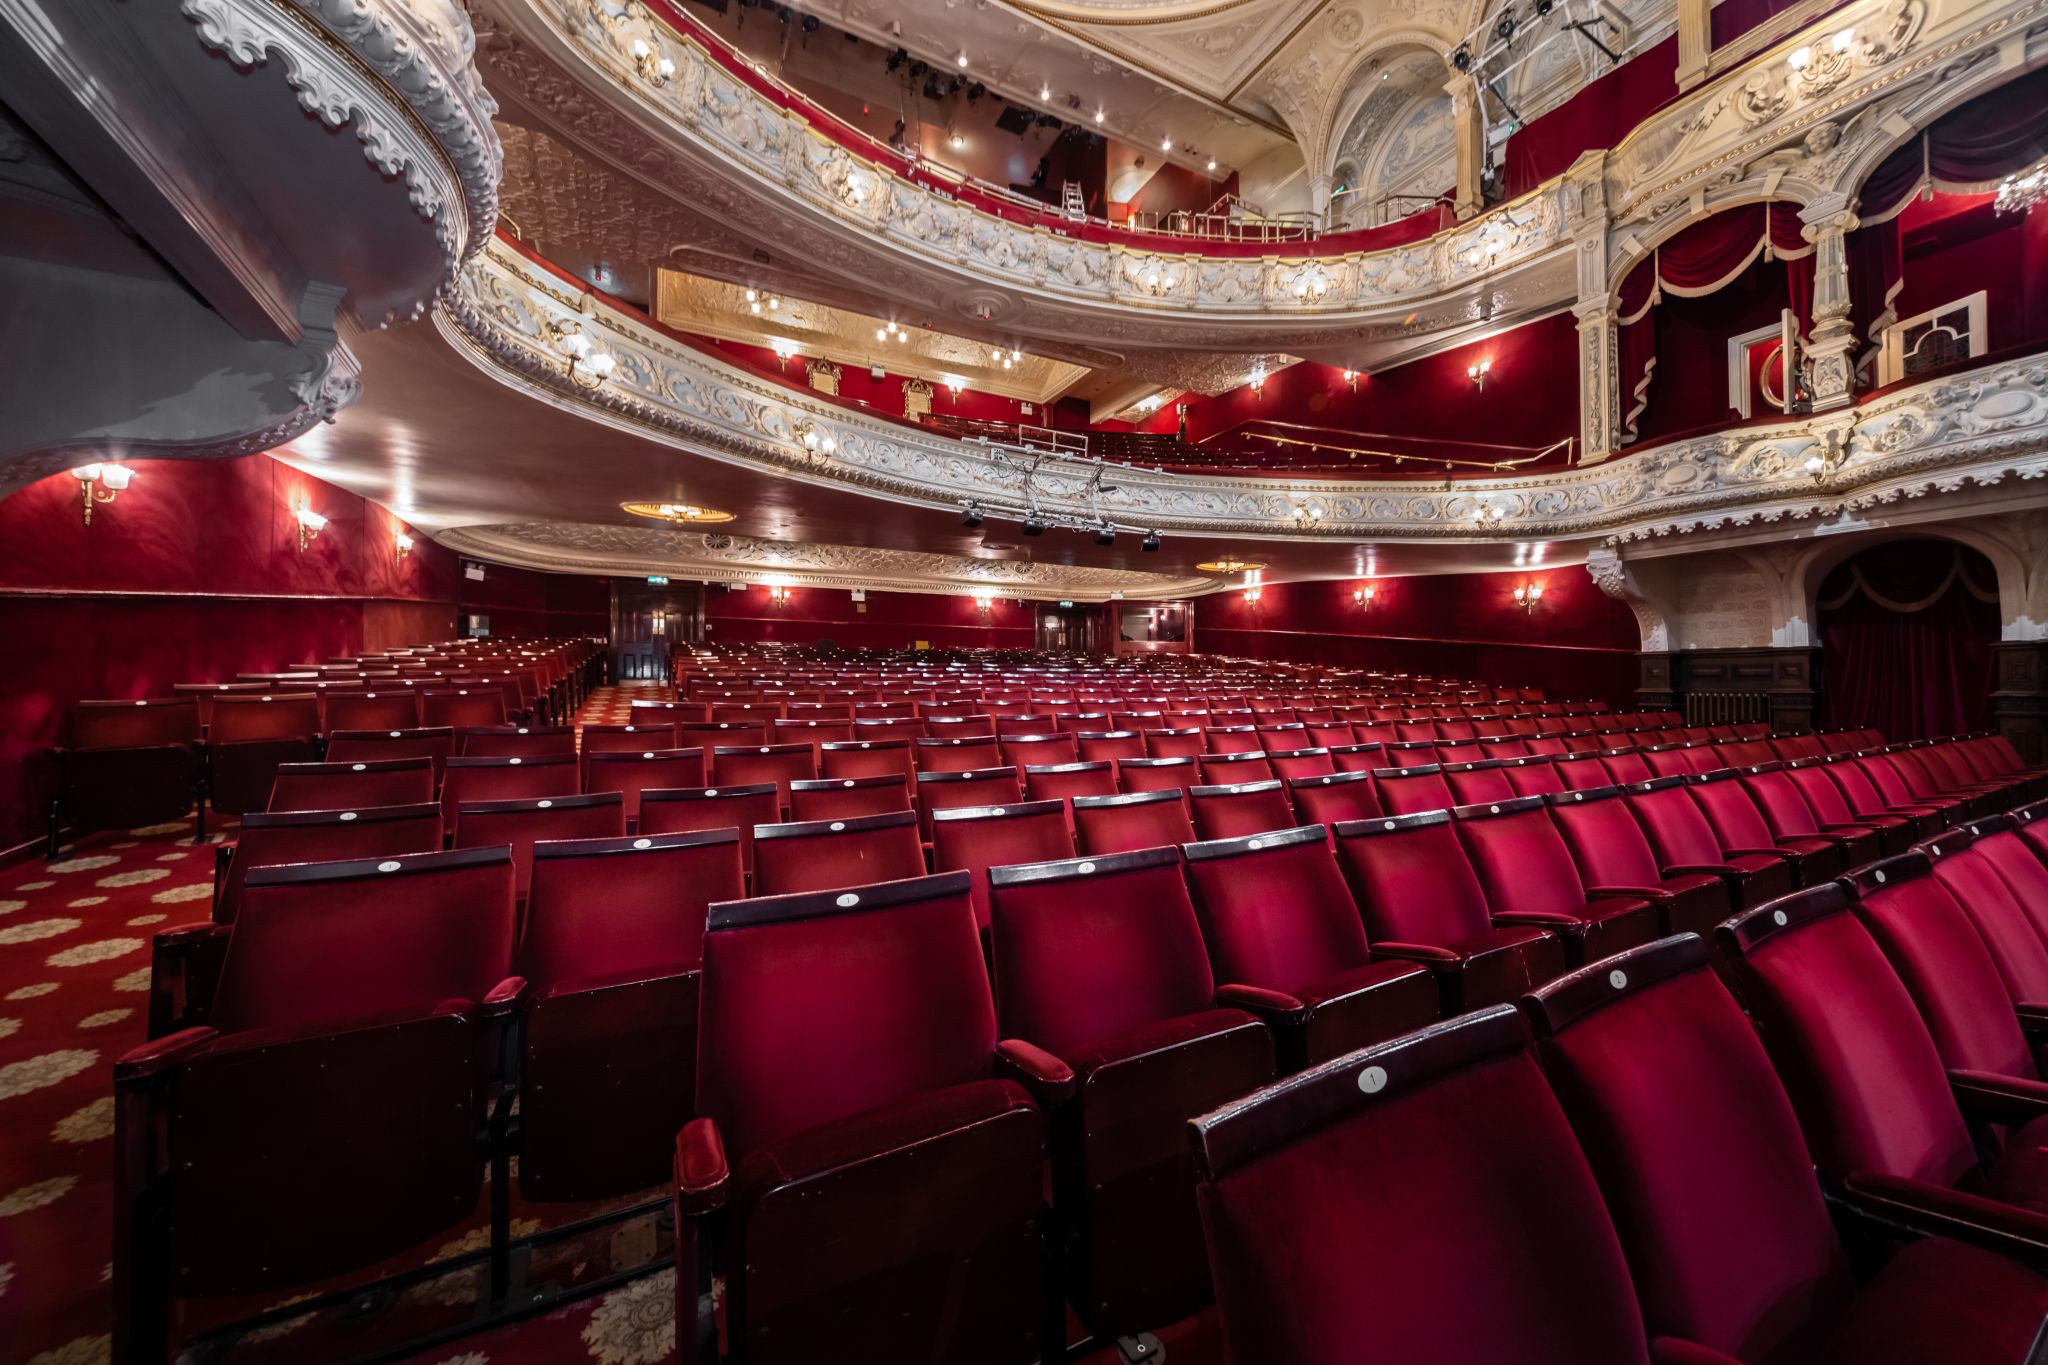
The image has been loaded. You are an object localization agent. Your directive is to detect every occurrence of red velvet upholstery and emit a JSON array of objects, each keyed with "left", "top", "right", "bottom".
[
  {"left": 930, "top": 799, "right": 1076, "bottom": 928},
  {"left": 452, "top": 791, "right": 626, "bottom": 901},
  {"left": 1688, "top": 770, "right": 1842, "bottom": 887},
  {"left": 1020, "top": 760, "right": 1118, "bottom": 806},
  {"left": 818, "top": 736, "right": 915, "bottom": 789},
  {"left": 1187, "top": 779, "right": 1296, "bottom": 840},
  {"left": 1526, "top": 934, "right": 2048, "bottom": 1365},
  {"left": 1183, "top": 824, "right": 1436, "bottom": 1068},
  {"left": 1547, "top": 786, "right": 1732, "bottom": 937},
  {"left": 440, "top": 753, "right": 580, "bottom": 828},
  {"left": 687, "top": 872, "right": 1044, "bottom": 1365},
  {"left": 586, "top": 748, "right": 709, "bottom": 825},
  {"left": 1286, "top": 769, "right": 1382, "bottom": 827},
  {"left": 703, "top": 743, "right": 813, "bottom": 814},
  {"left": 1857, "top": 754, "right": 1968, "bottom": 826},
  {"left": 1969, "top": 813, "right": 2048, "bottom": 948},
  {"left": 1454, "top": 796, "right": 1659, "bottom": 966},
  {"left": 1115, "top": 755, "right": 1196, "bottom": 794},
  {"left": 1784, "top": 758, "right": 1918, "bottom": 855},
  {"left": 460, "top": 724, "right": 578, "bottom": 759},
  {"left": 207, "top": 694, "right": 322, "bottom": 815},
  {"left": 420, "top": 688, "right": 508, "bottom": 731},
  {"left": 267, "top": 756, "right": 435, "bottom": 813},
  {"left": 323, "top": 727, "right": 457, "bottom": 786},
  {"left": 1197, "top": 750, "right": 1274, "bottom": 785},
  {"left": 1072, "top": 788, "right": 1196, "bottom": 854},
  {"left": 1075, "top": 730, "right": 1146, "bottom": 764},
  {"left": 1265, "top": 746, "right": 1336, "bottom": 782},
  {"left": 914, "top": 765, "right": 1023, "bottom": 839},
  {"left": 1739, "top": 763, "right": 1885, "bottom": 869},
  {"left": 1502, "top": 754, "right": 1569, "bottom": 797},
  {"left": 998, "top": 732, "right": 1079, "bottom": 770},
  {"left": 54, "top": 698, "right": 203, "bottom": 841},
  {"left": 321, "top": 690, "right": 422, "bottom": 732},
  {"left": 1374, "top": 764, "right": 1455, "bottom": 815},
  {"left": 1625, "top": 777, "right": 1794, "bottom": 908},
  {"left": 1190, "top": 1008, "right": 1653, "bottom": 1365},
  {"left": 637, "top": 783, "right": 780, "bottom": 884},
  {"left": 214, "top": 847, "right": 517, "bottom": 1034},
  {"left": 1142, "top": 727, "right": 1206, "bottom": 759},
  {"left": 1825, "top": 756, "right": 1945, "bottom": 839},
  {"left": 1556, "top": 754, "right": 1616, "bottom": 791},
  {"left": 519, "top": 830, "right": 743, "bottom": 1200},
  {"left": 1922, "top": 827, "right": 2048, "bottom": 1006},
  {"left": 915, "top": 734, "right": 1004, "bottom": 772},
  {"left": 215, "top": 802, "right": 442, "bottom": 924},
  {"left": 1332, "top": 809, "right": 1566, "bottom": 1011},
  {"left": 580, "top": 721, "right": 682, "bottom": 782},
  {"left": 786, "top": 774, "right": 911, "bottom": 822},
  {"left": 1444, "top": 759, "right": 1518, "bottom": 805},
  {"left": 751, "top": 809, "right": 927, "bottom": 896},
  {"left": 987, "top": 847, "right": 1274, "bottom": 1336}
]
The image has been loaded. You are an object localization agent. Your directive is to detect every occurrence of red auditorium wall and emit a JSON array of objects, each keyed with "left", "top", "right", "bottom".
[
  {"left": 703, "top": 583, "right": 1036, "bottom": 650},
  {"left": 0, "top": 453, "right": 608, "bottom": 850},
  {"left": 1194, "top": 571, "right": 1642, "bottom": 706}
]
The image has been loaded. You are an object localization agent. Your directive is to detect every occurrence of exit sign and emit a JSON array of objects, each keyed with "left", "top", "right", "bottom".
[{"left": 646, "top": 575, "right": 669, "bottom": 586}]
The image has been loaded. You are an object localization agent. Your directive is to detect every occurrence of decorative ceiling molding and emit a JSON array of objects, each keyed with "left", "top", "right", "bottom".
[
  {"left": 437, "top": 521, "right": 1224, "bottom": 598},
  {"left": 440, "top": 234, "right": 2048, "bottom": 547},
  {"left": 181, "top": 0, "right": 504, "bottom": 324}
]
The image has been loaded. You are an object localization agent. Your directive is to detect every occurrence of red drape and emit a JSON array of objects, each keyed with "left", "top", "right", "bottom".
[
  {"left": 1847, "top": 219, "right": 1904, "bottom": 381},
  {"left": 1499, "top": 37, "right": 1680, "bottom": 200},
  {"left": 1860, "top": 67, "right": 2048, "bottom": 222},
  {"left": 1819, "top": 541, "right": 1999, "bottom": 739},
  {"left": 1615, "top": 203, "right": 1809, "bottom": 441}
]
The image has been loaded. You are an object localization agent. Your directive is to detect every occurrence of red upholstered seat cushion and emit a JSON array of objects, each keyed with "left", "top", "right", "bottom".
[
  {"left": 1817, "top": 1235, "right": 2048, "bottom": 1365},
  {"left": 1985, "top": 1114, "right": 2048, "bottom": 1215}
]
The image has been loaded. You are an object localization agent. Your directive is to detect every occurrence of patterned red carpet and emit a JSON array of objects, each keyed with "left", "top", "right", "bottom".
[{"left": 0, "top": 685, "right": 1216, "bottom": 1365}]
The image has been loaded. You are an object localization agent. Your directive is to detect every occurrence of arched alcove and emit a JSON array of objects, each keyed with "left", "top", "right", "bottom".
[{"left": 1815, "top": 538, "right": 2000, "bottom": 740}]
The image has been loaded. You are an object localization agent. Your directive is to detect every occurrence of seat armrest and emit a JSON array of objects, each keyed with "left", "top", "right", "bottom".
[
  {"left": 1371, "top": 940, "right": 1461, "bottom": 967},
  {"left": 113, "top": 1026, "right": 219, "bottom": 1085},
  {"left": 479, "top": 975, "right": 529, "bottom": 1020},
  {"left": 994, "top": 1037, "right": 1077, "bottom": 1106},
  {"left": 212, "top": 842, "right": 233, "bottom": 909},
  {"left": 675, "top": 1117, "right": 731, "bottom": 1217},
  {"left": 1492, "top": 909, "right": 1581, "bottom": 930},
  {"left": 1665, "top": 863, "right": 1740, "bottom": 878},
  {"left": 148, "top": 922, "right": 232, "bottom": 1037},
  {"left": 1838, "top": 1171, "right": 2048, "bottom": 1273},
  {"left": 1722, "top": 846, "right": 1790, "bottom": 860},
  {"left": 1214, "top": 982, "right": 1310, "bottom": 1026},
  {"left": 1649, "top": 1339, "right": 1749, "bottom": 1365},
  {"left": 1949, "top": 1069, "right": 2048, "bottom": 1126},
  {"left": 2015, "top": 1003, "right": 2048, "bottom": 1043},
  {"left": 1588, "top": 885, "right": 1675, "bottom": 902}
]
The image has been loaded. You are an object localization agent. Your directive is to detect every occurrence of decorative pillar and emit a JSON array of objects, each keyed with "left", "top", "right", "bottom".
[
  {"left": 1447, "top": 79, "right": 1484, "bottom": 220},
  {"left": 1575, "top": 303, "right": 1621, "bottom": 465},
  {"left": 1308, "top": 173, "right": 1335, "bottom": 231},
  {"left": 1585, "top": 547, "right": 1674, "bottom": 708},
  {"left": 1802, "top": 201, "right": 1860, "bottom": 412},
  {"left": 1675, "top": 0, "right": 1713, "bottom": 91}
]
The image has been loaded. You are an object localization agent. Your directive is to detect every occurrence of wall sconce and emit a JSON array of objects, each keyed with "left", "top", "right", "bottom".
[
  {"left": 1290, "top": 502, "right": 1324, "bottom": 525},
  {"left": 552, "top": 321, "right": 617, "bottom": 389},
  {"left": 942, "top": 375, "right": 965, "bottom": 400},
  {"left": 627, "top": 35, "right": 676, "bottom": 83},
  {"left": 794, "top": 421, "right": 837, "bottom": 461},
  {"left": 70, "top": 462, "right": 135, "bottom": 527},
  {"left": 1803, "top": 428, "right": 1847, "bottom": 484},
  {"left": 765, "top": 582, "right": 791, "bottom": 605},
  {"left": 1472, "top": 503, "right": 1506, "bottom": 528},
  {"left": 1341, "top": 368, "right": 1359, "bottom": 393},
  {"left": 1467, "top": 357, "right": 1492, "bottom": 390},
  {"left": 1353, "top": 583, "right": 1376, "bottom": 609},
  {"left": 1248, "top": 364, "right": 1268, "bottom": 397},
  {"left": 1513, "top": 581, "right": 1544, "bottom": 614},
  {"left": 294, "top": 500, "right": 327, "bottom": 553},
  {"left": 971, "top": 589, "right": 996, "bottom": 614},
  {"left": 1242, "top": 585, "right": 1263, "bottom": 605},
  {"left": 394, "top": 531, "right": 414, "bottom": 561},
  {"left": 771, "top": 337, "right": 798, "bottom": 368}
]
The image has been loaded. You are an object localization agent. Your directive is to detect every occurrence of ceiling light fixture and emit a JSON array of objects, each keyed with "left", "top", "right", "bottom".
[
  {"left": 622, "top": 501, "right": 736, "bottom": 525},
  {"left": 1094, "top": 109, "right": 1105, "bottom": 124},
  {"left": 1040, "top": 84, "right": 1051, "bottom": 100},
  {"left": 1207, "top": 158, "right": 1217, "bottom": 171},
  {"left": 956, "top": 52, "right": 968, "bottom": 67},
  {"left": 1161, "top": 136, "right": 1173, "bottom": 152}
]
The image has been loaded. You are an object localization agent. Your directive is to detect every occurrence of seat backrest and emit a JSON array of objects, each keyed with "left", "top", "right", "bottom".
[
  {"left": 521, "top": 830, "right": 743, "bottom": 985},
  {"left": 1454, "top": 796, "right": 1591, "bottom": 917},
  {"left": 420, "top": 688, "right": 507, "bottom": 731},
  {"left": 1737, "top": 763, "right": 1824, "bottom": 838},
  {"left": 1782, "top": 760, "right": 1859, "bottom": 825},
  {"left": 218, "top": 802, "right": 444, "bottom": 923},
  {"left": 637, "top": 783, "right": 780, "bottom": 877},
  {"left": 1142, "top": 727, "right": 1206, "bottom": 759},
  {"left": 1500, "top": 755, "right": 1567, "bottom": 798},
  {"left": 709, "top": 743, "right": 817, "bottom": 805},
  {"left": 581, "top": 721, "right": 683, "bottom": 764},
  {"left": 915, "top": 766, "right": 1024, "bottom": 838},
  {"left": 441, "top": 753, "right": 580, "bottom": 825},
  {"left": 210, "top": 693, "right": 322, "bottom": 743},
  {"left": 1965, "top": 815, "right": 2048, "bottom": 944},
  {"left": 1072, "top": 788, "right": 1197, "bottom": 855},
  {"left": 697, "top": 871, "right": 996, "bottom": 1158},
  {"left": 1115, "top": 755, "right": 1196, "bottom": 795},
  {"left": 73, "top": 696, "right": 201, "bottom": 749},
  {"left": 1524, "top": 936, "right": 1853, "bottom": 1365},
  {"left": 1621, "top": 778, "right": 1730, "bottom": 868},
  {"left": 268, "top": 757, "right": 436, "bottom": 813},
  {"left": 931, "top": 799, "right": 1077, "bottom": 928},
  {"left": 1187, "top": 779, "right": 1295, "bottom": 841},
  {"left": 461, "top": 725, "right": 578, "bottom": 759},
  {"left": 1716, "top": 885, "right": 1977, "bottom": 1188},
  {"left": 988, "top": 847, "right": 1214, "bottom": 1058},
  {"left": 1596, "top": 750, "right": 1654, "bottom": 786},
  {"left": 323, "top": 727, "right": 457, "bottom": 778},
  {"left": 1332, "top": 810, "right": 1494, "bottom": 944},
  {"left": 584, "top": 748, "right": 708, "bottom": 822},
  {"left": 1824, "top": 755, "right": 1898, "bottom": 819},
  {"left": 915, "top": 734, "right": 1003, "bottom": 772},
  {"left": 1640, "top": 746, "right": 1697, "bottom": 779},
  {"left": 322, "top": 691, "right": 422, "bottom": 733},
  {"left": 1075, "top": 731, "right": 1147, "bottom": 764},
  {"left": 1183, "top": 824, "right": 1370, "bottom": 989},
  {"left": 1545, "top": 787, "right": 1664, "bottom": 889},
  {"left": 1685, "top": 770, "right": 1777, "bottom": 850},
  {"left": 1442, "top": 760, "right": 1516, "bottom": 806},
  {"left": 1189, "top": 1008, "right": 1650, "bottom": 1365},
  {"left": 1920, "top": 829, "right": 2048, "bottom": 1011},
  {"left": 1856, "top": 754, "right": 1923, "bottom": 808},
  {"left": 752, "top": 809, "right": 928, "bottom": 896},
  {"left": 219, "top": 847, "right": 516, "bottom": 1033},
  {"left": 454, "top": 791, "right": 628, "bottom": 898},
  {"left": 1553, "top": 754, "right": 1613, "bottom": 791},
  {"left": 1021, "top": 760, "right": 1118, "bottom": 806},
  {"left": 818, "top": 737, "right": 914, "bottom": 785},
  {"left": 1373, "top": 765, "right": 1454, "bottom": 816},
  {"left": 1198, "top": 750, "right": 1274, "bottom": 786},
  {"left": 1286, "top": 770, "right": 1381, "bottom": 827},
  {"left": 788, "top": 774, "right": 912, "bottom": 822}
]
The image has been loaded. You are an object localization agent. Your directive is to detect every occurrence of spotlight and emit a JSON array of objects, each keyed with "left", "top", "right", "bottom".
[
  {"left": 1094, "top": 109, "right": 1105, "bottom": 124},
  {"left": 962, "top": 505, "right": 984, "bottom": 528},
  {"left": 966, "top": 82, "right": 985, "bottom": 101},
  {"left": 1207, "top": 158, "right": 1217, "bottom": 172},
  {"left": 1495, "top": 15, "right": 1515, "bottom": 40},
  {"left": 1451, "top": 44, "right": 1472, "bottom": 70},
  {"left": 1040, "top": 84, "right": 1051, "bottom": 100},
  {"left": 1094, "top": 523, "right": 1116, "bottom": 546},
  {"left": 1021, "top": 515, "right": 1046, "bottom": 536},
  {"left": 887, "top": 47, "right": 908, "bottom": 71},
  {"left": 922, "top": 76, "right": 945, "bottom": 100},
  {"left": 801, "top": 14, "right": 819, "bottom": 32},
  {"left": 1535, "top": 0, "right": 1553, "bottom": 13},
  {"left": 1140, "top": 530, "right": 1161, "bottom": 552},
  {"left": 955, "top": 52, "right": 968, "bottom": 68},
  {"left": 908, "top": 59, "right": 927, "bottom": 78}
]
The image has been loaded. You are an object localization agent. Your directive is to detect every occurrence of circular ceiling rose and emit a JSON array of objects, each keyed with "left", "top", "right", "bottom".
[{"left": 622, "top": 501, "right": 737, "bottom": 524}]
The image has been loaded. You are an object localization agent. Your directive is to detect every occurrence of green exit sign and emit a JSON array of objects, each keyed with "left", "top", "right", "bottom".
[{"left": 646, "top": 575, "right": 669, "bottom": 586}]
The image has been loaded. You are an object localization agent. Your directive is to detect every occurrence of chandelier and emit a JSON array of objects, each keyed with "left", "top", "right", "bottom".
[{"left": 1994, "top": 158, "right": 2048, "bottom": 215}]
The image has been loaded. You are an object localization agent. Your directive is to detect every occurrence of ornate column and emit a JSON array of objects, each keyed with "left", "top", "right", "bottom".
[
  {"left": 1308, "top": 173, "right": 1336, "bottom": 231},
  {"left": 1447, "top": 78, "right": 1484, "bottom": 220},
  {"left": 1802, "top": 199, "right": 1860, "bottom": 412},
  {"left": 1567, "top": 165, "right": 1618, "bottom": 464},
  {"left": 1586, "top": 547, "right": 1675, "bottom": 709},
  {"left": 1675, "top": 0, "right": 1714, "bottom": 91}
]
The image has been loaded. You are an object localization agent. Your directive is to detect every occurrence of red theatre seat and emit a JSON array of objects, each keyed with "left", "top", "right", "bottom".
[
  {"left": 1524, "top": 934, "right": 2048, "bottom": 1365},
  {"left": 53, "top": 697, "right": 204, "bottom": 847},
  {"left": 460, "top": 724, "right": 579, "bottom": 759},
  {"left": 987, "top": 847, "right": 1274, "bottom": 1340},
  {"left": 1182, "top": 824, "right": 1437, "bottom": 1070},
  {"left": 267, "top": 756, "right": 435, "bottom": 813},
  {"left": 1072, "top": 788, "right": 1195, "bottom": 855},
  {"left": 207, "top": 693, "right": 322, "bottom": 817},
  {"left": 786, "top": 774, "right": 912, "bottom": 822},
  {"left": 930, "top": 799, "right": 1076, "bottom": 929},
  {"left": 440, "top": 754, "right": 581, "bottom": 829},
  {"left": 1285, "top": 769, "right": 1381, "bottom": 827},
  {"left": 1623, "top": 777, "right": 1795, "bottom": 909},
  {"left": 519, "top": 830, "right": 743, "bottom": 1201},
  {"left": 1187, "top": 779, "right": 1295, "bottom": 840},
  {"left": 586, "top": 748, "right": 709, "bottom": 826},
  {"left": 750, "top": 809, "right": 927, "bottom": 896},
  {"left": 637, "top": 784, "right": 780, "bottom": 885},
  {"left": 212, "top": 802, "right": 442, "bottom": 924},
  {"left": 1453, "top": 796, "right": 1659, "bottom": 966},
  {"left": 1545, "top": 786, "right": 1731, "bottom": 938},
  {"left": 678, "top": 871, "right": 1046, "bottom": 1364},
  {"left": 452, "top": 791, "right": 627, "bottom": 902}
]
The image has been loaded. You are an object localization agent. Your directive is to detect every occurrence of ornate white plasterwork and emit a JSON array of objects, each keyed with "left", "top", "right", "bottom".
[
  {"left": 434, "top": 523, "right": 1223, "bottom": 599},
  {"left": 441, "top": 234, "right": 2048, "bottom": 546},
  {"left": 181, "top": 0, "right": 503, "bottom": 324}
]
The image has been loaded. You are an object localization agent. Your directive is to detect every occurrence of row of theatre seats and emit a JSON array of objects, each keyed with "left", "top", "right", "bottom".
[
  {"left": 116, "top": 709, "right": 2048, "bottom": 1361},
  {"left": 45, "top": 638, "right": 602, "bottom": 848}
]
